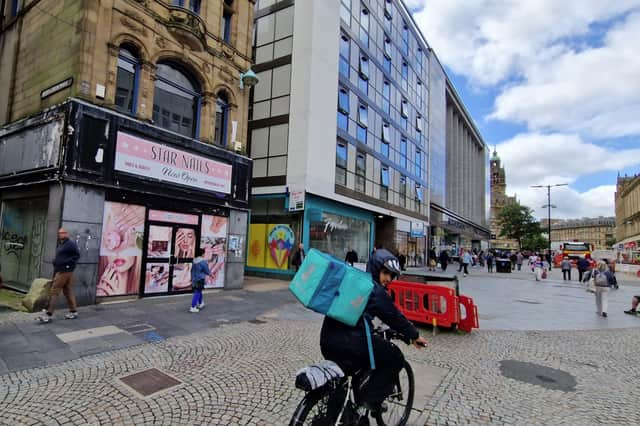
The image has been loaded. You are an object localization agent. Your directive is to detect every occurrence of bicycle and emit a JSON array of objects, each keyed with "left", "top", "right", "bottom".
[{"left": 289, "top": 328, "right": 418, "bottom": 426}]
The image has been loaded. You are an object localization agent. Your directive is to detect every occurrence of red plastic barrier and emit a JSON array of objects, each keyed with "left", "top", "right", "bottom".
[
  {"left": 388, "top": 281, "right": 459, "bottom": 328},
  {"left": 458, "top": 295, "right": 479, "bottom": 333}
]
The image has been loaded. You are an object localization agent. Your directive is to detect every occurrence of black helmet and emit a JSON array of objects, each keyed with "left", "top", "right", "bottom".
[{"left": 369, "top": 248, "right": 401, "bottom": 282}]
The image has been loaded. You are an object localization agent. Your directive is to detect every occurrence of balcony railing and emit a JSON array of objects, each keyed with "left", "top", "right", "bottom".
[{"left": 165, "top": 6, "right": 207, "bottom": 51}]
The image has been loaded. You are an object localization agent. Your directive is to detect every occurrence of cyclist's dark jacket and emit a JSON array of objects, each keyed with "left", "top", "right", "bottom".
[{"left": 320, "top": 250, "right": 419, "bottom": 354}]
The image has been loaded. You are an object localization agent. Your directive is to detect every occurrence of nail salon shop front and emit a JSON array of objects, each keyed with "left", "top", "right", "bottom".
[{"left": 0, "top": 100, "right": 251, "bottom": 305}]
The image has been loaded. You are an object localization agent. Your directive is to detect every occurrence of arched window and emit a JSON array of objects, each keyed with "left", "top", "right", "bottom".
[
  {"left": 222, "top": 0, "right": 234, "bottom": 43},
  {"left": 115, "top": 45, "right": 140, "bottom": 115},
  {"left": 153, "top": 62, "right": 201, "bottom": 138},
  {"left": 214, "top": 92, "right": 230, "bottom": 146}
]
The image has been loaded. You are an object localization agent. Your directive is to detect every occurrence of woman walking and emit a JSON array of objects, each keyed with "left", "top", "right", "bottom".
[{"left": 593, "top": 261, "right": 612, "bottom": 318}]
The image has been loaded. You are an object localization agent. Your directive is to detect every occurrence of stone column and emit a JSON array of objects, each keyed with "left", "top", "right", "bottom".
[{"left": 138, "top": 61, "right": 156, "bottom": 121}]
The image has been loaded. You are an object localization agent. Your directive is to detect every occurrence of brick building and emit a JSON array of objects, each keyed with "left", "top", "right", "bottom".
[
  {"left": 541, "top": 217, "right": 616, "bottom": 250},
  {"left": 0, "top": 0, "right": 255, "bottom": 302}
]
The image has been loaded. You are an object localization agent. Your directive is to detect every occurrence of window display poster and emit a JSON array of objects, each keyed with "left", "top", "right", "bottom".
[
  {"left": 144, "top": 263, "right": 169, "bottom": 293},
  {"left": 201, "top": 215, "right": 228, "bottom": 288},
  {"left": 247, "top": 224, "right": 267, "bottom": 268},
  {"left": 172, "top": 263, "right": 193, "bottom": 291},
  {"left": 97, "top": 201, "right": 145, "bottom": 296}
]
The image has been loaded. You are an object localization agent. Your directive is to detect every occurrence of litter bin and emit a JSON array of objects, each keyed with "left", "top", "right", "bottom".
[
  {"left": 399, "top": 271, "right": 459, "bottom": 295},
  {"left": 496, "top": 258, "right": 511, "bottom": 273}
]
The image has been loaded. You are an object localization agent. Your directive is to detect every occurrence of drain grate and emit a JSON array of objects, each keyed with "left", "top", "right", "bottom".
[
  {"left": 119, "top": 368, "right": 181, "bottom": 397},
  {"left": 499, "top": 360, "right": 576, "bottom": 391}
]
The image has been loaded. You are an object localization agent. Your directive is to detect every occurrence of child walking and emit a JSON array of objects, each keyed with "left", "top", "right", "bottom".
[{"left": 190, "top": 248, "right": 210, "bottom": 313}]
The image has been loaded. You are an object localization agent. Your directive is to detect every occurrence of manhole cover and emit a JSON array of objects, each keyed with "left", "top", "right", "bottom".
[
  {"left": 514, "top": 299, "right": 542, "bottom": 305},
  {"left": 499, "top": 360, "right": 576, "bottom": 391},
  {"left": 119, "top": 368, "right": 181, "bottom": 397}
]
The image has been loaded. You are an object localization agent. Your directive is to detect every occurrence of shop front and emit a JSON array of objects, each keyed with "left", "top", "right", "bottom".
[{"left": 0, "top": 100, "right": 251, "bottom": 304}]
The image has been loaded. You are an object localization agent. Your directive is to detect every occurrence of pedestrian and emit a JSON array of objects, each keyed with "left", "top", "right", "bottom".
[
  {"left": 37, "top": 228, "right": 81, "bottom": 323},
  {"left": 577, "top": 257, "right": 590, "bottom": 282},
  {"left": 345, "top": 248, "right": 358, "bottom": 266},
  {"left": 428, "top": 248, "right": 437, "bottom": 271},
  {"left": 516, "top": 252, "right": 524, "bottom": 271},
  {"left": 291, "top": 243, "right": 306, "bottom": 272},
  {"left": 397, "top": 251, "right": 407, "bottom": 271},
  {"left": 486, "top": 251, "right": 494, "bottom": 273},
  {"left": 509, "top": 253, "right": 517, "bottom": 270},
  {"left": 533, "top": 257, "right": 544, "bottom": 281},
  {"left": 458, "top": 249, "right": 472, "bottom": 277},
  {"left": 189, "top": 248, "right": 209, "bottom": 313},
  {"left": 592, "top": 261, "right": 613, "bottom": 318},
  {"left": 439, "top": 250, "right": 449, "bottom": 272},
  {"left": 545, "top": 252, "right": 553, "bottom": 270},
  {"left": 624, "top": 295, "right": 640, "bottom": 315},
  {"left": 561, "top": 256, "right": 572, "bottom": 281}
]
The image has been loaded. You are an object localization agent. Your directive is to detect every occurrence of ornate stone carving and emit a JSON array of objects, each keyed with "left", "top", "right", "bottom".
[
  {"left": 156, "top": 37, "right": 167, "bottom": 48},
  {"left": 218, "top": 66, "right": 235, "bottom": 85},
  {"left": 120, "top": 17, "right": 148, "bottom": 37}
]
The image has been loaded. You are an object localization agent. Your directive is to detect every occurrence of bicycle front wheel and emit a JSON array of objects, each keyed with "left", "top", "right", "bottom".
[
  {"left": 289, "top": 386, "right": 345, "bottom": 426},
  {"left": 374, "top": 361, "right": 415, "bottom": 426}
]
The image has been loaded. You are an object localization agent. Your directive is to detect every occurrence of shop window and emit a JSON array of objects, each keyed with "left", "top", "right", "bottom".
[
  {"left": 0, "top": 197, "right": 48, "bottom": 293},
  {"left": 222, "top": 0, "right": 234, "bottom": 43},
  {"left": 215, "top": 92, "right": 230, "bottom": 146},
  {"left": 336, "top": 142, "right": 348, "bottom": 186},
  {"left": 309, "top": 212, "right": 371, "bottom": 264},
  {"left": 356, "top": 151, "right": 366, "bottom": 193},
  {"left": 152, "top": 61, "right": 201, "bottom": 138},
  {"left": 115, "top": 45, "right": 139, "bottom": 115},
  {"left": 359, "top": 8, "right": 369, "bottom": 47},
  {"left": 78, "top": 115, "right": 108, "bottom": 173}
]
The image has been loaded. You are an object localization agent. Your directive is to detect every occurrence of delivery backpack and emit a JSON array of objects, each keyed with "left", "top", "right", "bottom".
[{"left": 289, "top": 249, "right": 377, "bottom": 369}]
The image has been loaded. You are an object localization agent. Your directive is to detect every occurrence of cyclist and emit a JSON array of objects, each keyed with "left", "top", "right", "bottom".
[{"left": 320, "top": 249, "right": 428, "bottom": 414}]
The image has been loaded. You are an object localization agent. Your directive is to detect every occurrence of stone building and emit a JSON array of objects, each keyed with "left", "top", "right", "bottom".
[
  {"left": 541, "top": 217, "right": 616, "bottom": 250},
  {"left": 615, "top": 173, "right": 640, "bottom": 262},
  {"left": 489, "top": 149, "right": 519, "bottom": 250},
  {"left": 0, "top": 0, "right": 255, "bottom": 302}
]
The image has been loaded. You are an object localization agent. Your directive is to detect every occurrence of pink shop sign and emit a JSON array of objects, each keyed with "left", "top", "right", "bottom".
[{"left": 114, "top": 131, "right": 232, "bottom": 194}]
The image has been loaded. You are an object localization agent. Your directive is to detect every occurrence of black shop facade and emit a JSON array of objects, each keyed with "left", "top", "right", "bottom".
[{"left": 0, "top": 99, "right": 251, "bottom": 305}]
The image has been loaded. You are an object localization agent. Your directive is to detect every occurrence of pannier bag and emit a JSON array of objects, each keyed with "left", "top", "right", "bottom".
[
  {"left": 295, "top": 360, "right": 345, "bottom": 391},
  {"left": 289, "top": 248, "right": 374, "bottom": 326}
]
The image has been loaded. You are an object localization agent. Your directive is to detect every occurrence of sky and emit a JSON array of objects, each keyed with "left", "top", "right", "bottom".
[{"left": 408, "top": 0, "right": 640, "bottom": 220}]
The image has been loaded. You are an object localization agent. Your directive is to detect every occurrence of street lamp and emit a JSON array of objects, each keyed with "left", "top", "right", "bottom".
[{"left": 531, "top": 184, "right": 568, "bottom": 258}]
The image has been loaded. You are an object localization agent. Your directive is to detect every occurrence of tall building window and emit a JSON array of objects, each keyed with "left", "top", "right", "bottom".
[
  {"left": 152, "top": 62, "right": 201, "bottom": 138},
  {"left": 337, "top": 88, "right": 350, "bottom": 131},
  {"left": 336, "top": 142, "right": 348, "bottom": 186},
  {"left": 222, "top": 0, "right": 234, "bottom": 43},
  {"left": 172, "top": 0, "right": 184, "bottom": 6},
  {"left": 417, "top": 48, "right": 423, "bottom": 75},
  {"left": 339, "top": 34, "right": 350, "bottom": 77},
  {"left": 357, "top": 104, "right": 368, "bottom": 144},
  {"left": 416, "top": 149, "right": 422, "bottom": 178},
  {"left": 356, "top": 151, "right": 366, "bottom": 193},
  {"left": 380, "top": 166, "right": 389, "bottom": 201},
  {"left": 10, "top": 0, "right": 20, "bottom": 16},
  {"left": 190, "top": 0, "right": 201, "bottom": 14},
  {"left": 114, "top": 45, "right": 139, "bottom": 115},
  {"left": 383, "top": 36, "right": 392, "bottom": 74},
  {"left": 400, "top": 138, "right": 407, "bottom": 169},
  {"left": 402, "top": 24, "right": 409, "bottom": 55},
  {"left": 215, "top": 92, "right": 230, "bottom": 146},
  {"left": 401, "top": 99, "right": 408, "bottom": 130},
  {"left": 401, "top": 62, "right": 408, "bottom": 91},
  {"left": 381, "top": 123, "right": 390, "bottom": 157},
  {"left": 416, "top": 115, "right": 423, "bottom": 133},
  {"left": 399, "top": 175, "right": 406, "bottom": 207},
  {"left": 415, "top": 184, "right": 424, "bottom": 205},
  {"left": 359, "top": 8, "right": 369, "bottom": 47},
  {"left": 417, "top": 80, "right": 423, "bottom": 109},
  {"left": 359, "top": 55, "right": 369, "bottom": 94},
  {"left": 340, "top": 0, "right": 351, "bottom": 25},
  {"left": 383, "top": 0, "right": 392, "bottom": 32},
  {"left": 382, "top": 81, "right": 390, "bottom": 114}
]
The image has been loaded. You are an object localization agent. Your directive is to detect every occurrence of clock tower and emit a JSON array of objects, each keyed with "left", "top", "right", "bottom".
[{"left": 489, "top": 149, "right": 518, "bottom": 249}]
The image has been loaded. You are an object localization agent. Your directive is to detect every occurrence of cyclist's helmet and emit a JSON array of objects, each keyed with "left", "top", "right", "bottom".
[{"left": 369, "top": 248, "right": 402, "bottom": 282}]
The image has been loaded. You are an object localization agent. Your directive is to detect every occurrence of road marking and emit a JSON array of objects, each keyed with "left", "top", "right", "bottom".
[{"left": 57, "top": 326, "right": 126, "bottom": 343}]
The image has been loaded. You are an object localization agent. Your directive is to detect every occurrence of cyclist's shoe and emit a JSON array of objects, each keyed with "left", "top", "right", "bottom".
[{"left": 364, "top": 401, "right": 387, "bottom": 416}]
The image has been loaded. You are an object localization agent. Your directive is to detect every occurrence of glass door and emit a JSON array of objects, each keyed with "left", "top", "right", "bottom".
[{"left": 143, "top": 222, "right": 199, "bottom": 295}]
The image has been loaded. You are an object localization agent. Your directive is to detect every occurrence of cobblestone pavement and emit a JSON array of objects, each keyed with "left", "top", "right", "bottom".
[{"left": 1, "top": 300, "right": 639, "bottom": 425}]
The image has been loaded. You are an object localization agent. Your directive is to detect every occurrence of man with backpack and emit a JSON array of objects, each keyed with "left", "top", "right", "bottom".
[{"left": 319, "top": 249, "right": 428, "bottom": 415}]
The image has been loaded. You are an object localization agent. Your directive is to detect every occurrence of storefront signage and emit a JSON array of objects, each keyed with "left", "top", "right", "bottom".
[
  {"left": 0, "top": 119, "right": 63, "bottom": 177},
  {"left": 115, "top": 132, "right": 232, "bottom": 194},
  {"left": 148, "top": 209, "right": 199, "bottom": 225},
  {"left": 411, "top": 222, "right": 426, "bottom": 238},
  {"left": 289, "top": 191, "right": 305, "bottom": 211},
  {"left": 40, "top": 77, "right": 73, "bottom": 99},
  {"left": 267, "top": 225, "right": 295, "bottom": 268}
]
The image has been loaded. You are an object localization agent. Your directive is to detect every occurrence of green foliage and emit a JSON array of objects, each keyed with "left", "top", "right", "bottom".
[
  {"left": 522, "top": 233, "right": 548, "bottom": 251},
  {"left": 605, "top": 237, "right": 617, "bottom": 248},
  {"left": 497, "top": 202, "right": 545, "bottom": 250}
]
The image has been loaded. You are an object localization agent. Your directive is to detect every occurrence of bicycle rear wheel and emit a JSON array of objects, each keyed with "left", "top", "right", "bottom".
[
  {"left": 289, "top": 385, "right": 346, "bottom": 426},
  {"left": 373, "top": 361, "right": 414, "bottom": 426}
]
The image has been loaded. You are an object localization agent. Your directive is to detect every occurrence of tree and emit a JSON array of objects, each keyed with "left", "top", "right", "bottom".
[
  {"left": 522, "top": 233, "right": 548, "bottom": 251},
  {"left": 497, "top": 203, "right": 542, "bottom": 250},
  {"left": 605, "top": 237, "right": 617, "bottom": 248}
]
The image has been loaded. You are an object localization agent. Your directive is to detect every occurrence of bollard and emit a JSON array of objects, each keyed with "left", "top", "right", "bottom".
[{"left": 432, "top": 317, "right": 438, "bottom": 336}]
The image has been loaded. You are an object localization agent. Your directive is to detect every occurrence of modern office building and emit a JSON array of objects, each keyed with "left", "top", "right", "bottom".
[
  {"left": 246, "top": 0, "right": 488, "bottom": 277},
  {"left": 0, "top": 0, "right": 254, "bottom": 302},
  {"left": 615, "top": 174, "right": 640, "bottom": 262}
]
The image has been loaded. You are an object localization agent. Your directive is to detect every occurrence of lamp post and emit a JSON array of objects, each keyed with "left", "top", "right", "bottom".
[{"left": 531, "top": 183, "right": 568, "bottom": 259}]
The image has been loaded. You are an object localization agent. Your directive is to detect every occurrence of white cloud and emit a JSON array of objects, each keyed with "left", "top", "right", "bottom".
[{"left": 495, "top": 133, "right": 640, "bottom": 218}]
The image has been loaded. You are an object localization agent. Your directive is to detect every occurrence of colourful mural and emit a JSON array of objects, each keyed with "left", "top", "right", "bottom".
[{"left": 247, "top": 224, "right": 294, "bottom": 271}]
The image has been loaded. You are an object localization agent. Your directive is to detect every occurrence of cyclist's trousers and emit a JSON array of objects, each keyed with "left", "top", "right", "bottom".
[{"left": 322, "top": 336, "right": 404, "bottom": 405}]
